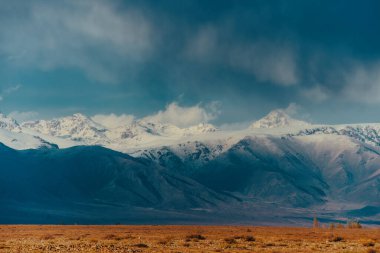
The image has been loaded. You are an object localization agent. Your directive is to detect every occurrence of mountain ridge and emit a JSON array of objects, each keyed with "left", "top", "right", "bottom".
[
  {"left": 1, "top": 110, "right": 380, "bottom": 224},
  {"left": 4, "top": 109, "right": 380, "bottom": 152},
  {"left": 1, "top": 133, "right": 380, "bottom": 224}
]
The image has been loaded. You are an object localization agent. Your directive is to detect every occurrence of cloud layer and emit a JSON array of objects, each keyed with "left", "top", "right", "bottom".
[
  {"left": 1, "top": 1, "right": 380, "bottom": 124},
  {"left": 185, "top": 26, "right": 298, "bottom": 86},
  {"left": 0, "top": 0, "right": 154, "bottom": 83},
  {"left": 92, "top": 113, "right": 135, "bottom": 129},
  {"left": 143, "top": 102, "right": 220, "bottom": 128},
  {"left": 89, "top": 102, "right": 219, "bottom": 129}
]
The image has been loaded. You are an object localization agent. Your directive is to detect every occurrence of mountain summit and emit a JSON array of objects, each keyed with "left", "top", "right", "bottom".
[
  {"left": 22, "top": 113, "right": 107, "bottom": 144},
  {"left": 0, "top": 113, "right": 22, "bottom": 132},
  {"left": 250, "top": 110, "right": 310, "bottom": 129}
]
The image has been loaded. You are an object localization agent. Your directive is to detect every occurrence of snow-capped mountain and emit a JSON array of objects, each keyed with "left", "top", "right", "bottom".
[
  {"left": 111, "top": 121, "right": 218, "bottom": 139},
  {"left": 0, "top": 112, "right": 22, "bottom": 132},
  {"left": 4, "top": 109, "right": 380, "bottom": 156},
  {"left": 2, "top": 109, "right": 380, "bottom": 223},
  {"left": 131, "top": 138, "right": 232, "bottom": 175},
  {"left": 2, "top": 124, "right": 380, "bottom": 224},
  {"left": 110, "top": 120, "right": 183, "bottom": 141},
  {"left": 21, "top": 114, "right": 219, "bottom": 150},
  {"left": 4, "top": 109, "right": 380, "bottom": 157},
  {"left": 0, "top": 113, "right": 59, "bottom": 149},
  {"left": 293, "top": 124, "right": 380, "bottom": 147},
  {"left": 21, "top": 113, "right": 107, "bottom": 144},
  {"left": 0, "top": 128, "right": 58, "bottom": 150},
  {"left": 194, "top": 134, "right": 380, "bottom": 207},
  {"left": 134, "top": 133, "right": 380, "bottom": 213},
  {"left": 183, "top": 123, "right": 218, "bottom": 136},
  {"left": 250, "top": 109, "right": 310, "bottom": 129}
]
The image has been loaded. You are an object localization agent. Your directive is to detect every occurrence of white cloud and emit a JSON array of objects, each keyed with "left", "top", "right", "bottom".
[
  {"left": 184, "top": 25, "right": 218, "bottom": 62},
  {"left": 91, "top": 113, "right": 135, "bottom": 128},
  {"left": 7, "top": 102, "right": 220, "bottom": 128},
  {"left": 228, "top": 40, "right": 298, "bottom": 86},
  {"left": 300, "top": 85, "right": 329, "bottom": 102},
  {"left": 306, "top": 54, "right": 380, "bottom": 104},
  {"left": 8, "top": 111, "right": 39, "bottom": 122},
  {"left": 284, "top": 102, "right": 300, "bottom": 116},
  {"left": 340, "top": 61, "right": 380, "bottom": 104},
  {"left": 4, "top": 84, "right": 21, "bottom": 94},
  {"left": 0, "top": 0, "right": 154, "bottom": 83},
  {"left": 219, "top": 121, "right": 252, "bottom": 130},
  {"left": 281, "top": 103, "right": 312, "bottom": 122},
  {"left": 0, "top": 84, "right": 22, "bottom": 102},
  {"left": 143, "top": 102, "right": 220, "bottom": 127},
  {"left": 185, "top": 25, "right": 298, "bottom": 86}
]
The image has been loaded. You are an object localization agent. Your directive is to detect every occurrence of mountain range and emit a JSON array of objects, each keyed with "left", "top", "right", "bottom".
[{"left": 1, "top": 110, "right": 380, "bottom": 225}]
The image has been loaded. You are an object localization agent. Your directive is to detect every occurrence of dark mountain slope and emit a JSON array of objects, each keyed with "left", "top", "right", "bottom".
[{"left": 0, "top": 144, "right": 236, "bottom": 223}]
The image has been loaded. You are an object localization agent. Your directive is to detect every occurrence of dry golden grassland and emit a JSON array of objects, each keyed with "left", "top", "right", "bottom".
[{"left": 0, "top": 225, "right": 379, "bottom": 252}]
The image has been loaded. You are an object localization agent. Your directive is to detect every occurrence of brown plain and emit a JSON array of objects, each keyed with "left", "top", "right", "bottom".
[{"left": 0, "top": 225, "right": 379, "bottom": 252}]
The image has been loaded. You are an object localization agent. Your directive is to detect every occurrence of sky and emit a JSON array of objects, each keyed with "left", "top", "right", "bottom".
[{"left": 1, "top": 0, "right": 380, "bottom": 127}]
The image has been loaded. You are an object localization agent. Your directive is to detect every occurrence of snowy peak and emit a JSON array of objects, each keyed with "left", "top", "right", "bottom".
[
  {"left": 183, "top": 123, "right": 218, "bottom": 136},
  {"left": 22, "top": 113, "right": 107, "bottom": 143},
  {"left": 116, "top": 120, "right": 218, "bottom": 138},
  {"left": 0, "top": 113, "right": 21, "bottom": 132},
  {"left": 110, "top": 120, "right": 183, "bottom": 142},
  {"left": 19, "top": 112, "right": 220, "bottom": 149},
  {"left": 250, "top": 110, "right": 310, "bottom": 129},
  {"left": 137, "top": 120, "right": 182, "bottom": 136}
]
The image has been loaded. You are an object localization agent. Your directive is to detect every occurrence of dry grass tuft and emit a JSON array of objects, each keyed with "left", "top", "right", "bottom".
[
  {"left": 363, "top": 241, "right": 376, "bottom": 247},
  {"left": 330, "top": 236, "right": 344, "bottom": 242},
  {"left": 245, "top": 235, "right": 256, "bottom": 241},
  {"left": 133, "top": 243, "right": 149, "bottom": 248},
  {"left": 186, "top": 234, "right": 206, "bottom": 241},
  {"left": 224, "top": 237, "right": 237, "bottom": 244}
]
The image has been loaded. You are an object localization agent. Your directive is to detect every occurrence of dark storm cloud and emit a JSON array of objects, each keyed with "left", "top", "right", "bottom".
[
  {"left": 1, "top": 0, "right": 380, "bottom": 124},
  {"left": 0, "top": 0, "right": 154, "bottom": 83}
]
